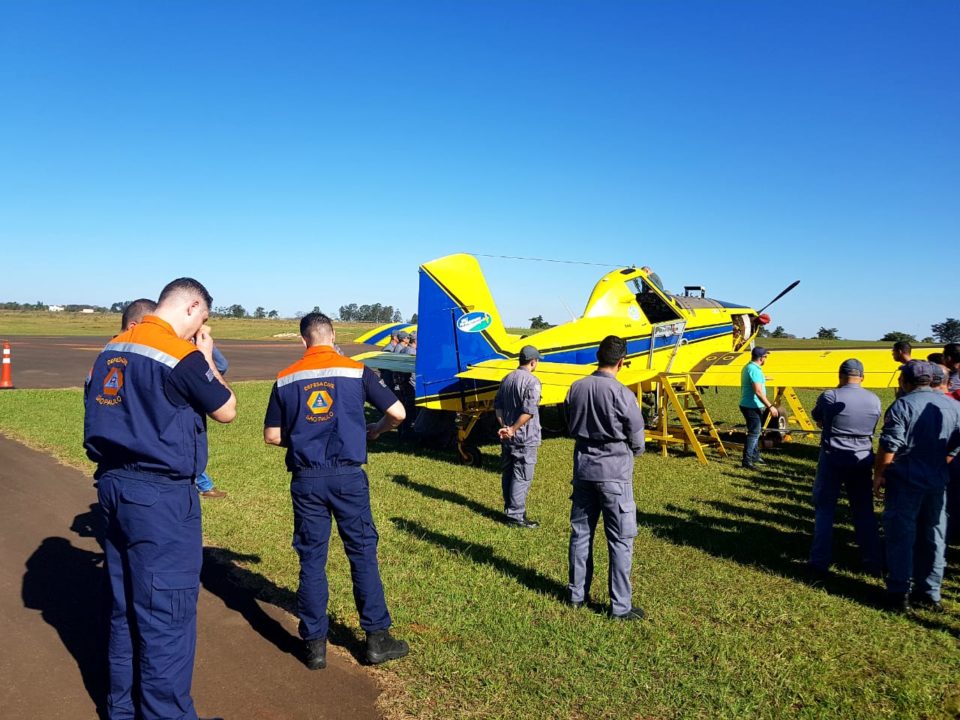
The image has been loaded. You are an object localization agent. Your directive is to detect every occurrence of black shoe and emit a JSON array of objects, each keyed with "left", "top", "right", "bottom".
[
  {"left": 741, "top": 462, "right": 757, "bottom": 470},
  {"left": 611, "top": 606, "right": 645, "bottom": 621},
  {"left": 366, "top": 629, "right": 410, "bottom": 665},
  {"left": 807, "top": 564, "right": 831, "bottom": 583},
  {"left": 885, "top": 593, "right": 912, "bottom": 613},
  {"left": 754, "top": 458, "right": 767, "bottom": 466},
  {"left": 910, "top": 594, "right": 945, "bottom": 613},
  {"left": 304, "top": 637, "right": 327, "bottom": 670},
  {"left": 506, "top": 515, "right": 540, "bottom": 529},
  {"left": 565, "top": 595, "right": 590, "bottom": 609}
]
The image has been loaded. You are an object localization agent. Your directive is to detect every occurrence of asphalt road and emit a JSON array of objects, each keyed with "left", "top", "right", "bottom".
[
  {"left": 0, "top": 435, "right": 383, "bottom": 719},
  {"left": 0, "top": 336, "right": 369, "bottom": 388}
]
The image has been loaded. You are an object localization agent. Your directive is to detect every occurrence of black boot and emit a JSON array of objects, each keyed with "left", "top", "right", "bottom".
[
  {"left": 304, "top": 637, "right": 327, "bottom": 670},
  {"left": 365, "top": 629, "right": 410, "bottom": 665},
  {"left": 885, "top": 593, "right": 912, "bottom": 613}
]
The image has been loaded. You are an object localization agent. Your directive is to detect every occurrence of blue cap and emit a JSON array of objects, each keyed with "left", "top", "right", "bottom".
[
  {"left": 398, "top": 331, "right": 410, "bottom": 341},
  {"left": 839, "top": 358, "right": 864, "bottom": 377},
  {"left": 930, "top": 363, "right": 946, "bottom": 385},
  {"left": 751, "top": 346, "right": 769, "bottom": 361},
  {"left": 519, "top": 345, "right": 541, "bottom": 363},
  {"left": 901, "top": 360, "right": 933, "bottom": 384}
]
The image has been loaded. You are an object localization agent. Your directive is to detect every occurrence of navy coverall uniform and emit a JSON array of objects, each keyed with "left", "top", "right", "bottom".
[
  {"left": 880, "top": 387, "right": 960, "bottom": 601},
  {"left": 84, "top": 315, "right": 231, "bottom": 720},
  {"left": 264, "top": 345, "right": 399, "bottom": 642},
  {"left": 809, "top": 384, "right": 882, "bottom": 572},
  {"left": 564, "top": 370, "right": 645, "bottom": 615},
  {"left": 494, "top": 366, "right": 541, "bottom": 522}
]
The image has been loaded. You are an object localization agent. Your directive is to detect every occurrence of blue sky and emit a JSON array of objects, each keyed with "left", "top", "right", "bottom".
[{"left": 1, "top": 2, "right": 957, "bottom": 339}]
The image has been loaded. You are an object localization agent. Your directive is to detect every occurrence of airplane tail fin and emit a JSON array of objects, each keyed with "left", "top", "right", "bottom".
[{"left": 416, "top": 254, "right": 515, "bottom": 404}]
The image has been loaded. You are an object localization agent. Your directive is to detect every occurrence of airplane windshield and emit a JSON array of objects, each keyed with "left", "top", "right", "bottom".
[{"left": 631, "top": 278, "right": 681, "bottom": 324}]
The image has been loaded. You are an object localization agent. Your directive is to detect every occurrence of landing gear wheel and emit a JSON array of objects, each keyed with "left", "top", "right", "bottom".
[{"left": 458, "top": 445, "right": 482, "bottom": 467}]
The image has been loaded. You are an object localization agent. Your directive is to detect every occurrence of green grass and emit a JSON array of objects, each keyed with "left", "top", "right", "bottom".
[
  {"left": 0, "top": 310, "right": 376, "bottom": 342},
  {"left": 2, "top": 385, "right": 960, "bottom": 719}
]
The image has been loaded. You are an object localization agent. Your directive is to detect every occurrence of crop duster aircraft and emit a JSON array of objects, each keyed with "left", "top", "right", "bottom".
[{"left": 356, "top": 253, "right": 916, "bottom": 465}]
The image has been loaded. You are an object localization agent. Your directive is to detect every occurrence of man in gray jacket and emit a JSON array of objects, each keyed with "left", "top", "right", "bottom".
[
  {"left": 494, "top": 345, "right": 542, "bottom": 528},
  {"left": 565, "top": 335, "right": 645, "bottom": 620}
]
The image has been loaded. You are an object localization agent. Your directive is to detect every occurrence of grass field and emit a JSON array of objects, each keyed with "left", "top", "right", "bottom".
[
  {"left": 0, "top": 310, "right": 377, "bottom": 342},
  {"left": 2, "top": 381, "right": 960, "bottom": 719}
]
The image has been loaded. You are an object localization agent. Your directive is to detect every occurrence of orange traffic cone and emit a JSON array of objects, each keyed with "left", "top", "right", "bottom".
[{"left": 1, "top": 341, "right": 14, "bottom": 389}]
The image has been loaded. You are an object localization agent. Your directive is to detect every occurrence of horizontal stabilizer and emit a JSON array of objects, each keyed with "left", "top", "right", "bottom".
[
  {"left": 355, "top": 323, "right": 417, "bottom": 347},
  {"left": 457, "top": 360, "right": 659, "bottom": 405},
  {"left": 353, "top": 351, "right": 416, "bottom": 373}
]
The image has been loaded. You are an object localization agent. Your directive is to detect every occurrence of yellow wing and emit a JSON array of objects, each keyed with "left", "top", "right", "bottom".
[
  {"left": 692, "top": 348, "right": 919, "bottom": 389},
  {"left": 457, "top": 360, "right": 660, "bottom": 405}
]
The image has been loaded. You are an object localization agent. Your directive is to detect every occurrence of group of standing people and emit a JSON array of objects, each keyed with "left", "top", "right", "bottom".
[
  {"left": 740, "top": 341, "right": 960, "bottom": 611},
  {"left": 84, "top": 280, "right": 409, "bottom": 720},
  {"left": 494, "top": 336, "right": 647, "bottom": 620}
]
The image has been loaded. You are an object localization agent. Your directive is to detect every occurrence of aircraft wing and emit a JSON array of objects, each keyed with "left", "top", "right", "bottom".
[
  {"left": 353, "top": 351, "right": 416, "bottom": 373},
  {"left": 354, "top": 322, "right": 418, "bottom": 347},
  {"left": 457, "top": 359, "right": 660, "bottom": 405},
  {"left": 692, "top": 348, "right": 907, "bottom": 389}
]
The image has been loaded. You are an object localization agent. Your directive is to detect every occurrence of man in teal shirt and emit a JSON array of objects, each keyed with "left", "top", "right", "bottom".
[{"left": 739, "top": 347, "right": 779, "bottom": 469}]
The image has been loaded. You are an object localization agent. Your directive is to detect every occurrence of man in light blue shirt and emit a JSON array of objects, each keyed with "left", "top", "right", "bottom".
[{"left": 739, "top": 347, "right": 779, "bottom": 470}]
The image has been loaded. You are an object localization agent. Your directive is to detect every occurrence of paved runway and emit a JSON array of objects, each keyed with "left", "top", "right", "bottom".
[
  {"left": 0, "top": 434, "right": 383, "bottom": 719},
  {"left": 1, "top": 336, "right": 369, "bottom": 388}
]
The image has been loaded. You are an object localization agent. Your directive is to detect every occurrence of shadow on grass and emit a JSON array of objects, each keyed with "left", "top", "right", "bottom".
[
  {"left": 390, "top": 474, "right": 504, "bottom": 524},
  {"left": 200, "top": 547, "right": 368, "bottom": 662},
  {"left": 391, "top": 517, "right": 568, "bottom": 603}
]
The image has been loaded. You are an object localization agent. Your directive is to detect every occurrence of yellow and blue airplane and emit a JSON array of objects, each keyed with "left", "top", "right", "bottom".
[{"left": 357, "top": 253, "right": 924, "bottom": 462}]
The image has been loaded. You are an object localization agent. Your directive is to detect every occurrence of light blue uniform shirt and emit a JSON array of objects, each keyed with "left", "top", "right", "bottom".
[
  {"left": 739, "top": 361, "right": 766, "bottom": 409},
  {"left": 879, "top": 387, "right": 960, "bottom": 491}
]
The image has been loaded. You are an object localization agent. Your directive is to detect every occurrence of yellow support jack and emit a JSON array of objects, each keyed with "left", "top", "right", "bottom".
[
  {"left": 643, "top": 373, "right": 727, "bottom": 465},
  {"left": 766, "top": 386, "right": 817, "bottom": 442}
]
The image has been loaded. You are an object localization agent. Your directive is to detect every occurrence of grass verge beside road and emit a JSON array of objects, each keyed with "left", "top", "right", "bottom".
[
  {"left": 0, "top": 310, "right": 376, "bottom": 342},
  {"left": 1, "top": 384, "right": 959, "bottom": 719}
]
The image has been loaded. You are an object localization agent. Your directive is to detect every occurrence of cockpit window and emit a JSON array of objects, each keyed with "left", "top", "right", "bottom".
[{"left": 630, "top": 278, "right": 681, "bottom": 324}]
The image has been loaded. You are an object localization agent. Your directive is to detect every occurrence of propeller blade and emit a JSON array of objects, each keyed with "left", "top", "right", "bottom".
[{"left": 757, "top": 280, "right": 800, "bottom": 315}]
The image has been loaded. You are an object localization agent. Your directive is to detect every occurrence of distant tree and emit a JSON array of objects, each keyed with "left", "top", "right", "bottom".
[
  {"left": 268, "top": 309, "right": 279, "bottom": 319},
  {"left": 227, "top": 304, "right": 247, "bottom": 318},
  {"left": 312, "top": 306, "right": 322, "bottom": 314},
  {"left": 34, "top": 300, "right": 45, "bottom": 310},
  {"left": 770, "top": 325, "right": 788, "bottom": 338},
  {"left": 530, "top": 315, "right": 552, "bottom": 330},
  {"left": 110, "top": 300, "right": 132, "bottom": 313},
  {"left": 294, "top": 311, "right": 305, "bottom": 319},
  {"left": 212, "top": 306, "right": 230, "bottom": 317},
  {"left": 922, "top": 336, "right": 935, "bottom": 344},
  {"left": 338, "top": 304, "right": 358, "bottom": 322},
  {"left": 880, "top": 331, "right": 917, "bottom": 343},
  {"left": 931, "top": 318, "right": 960, "bottom": 343},
  {"left": 756, "top": 326, "right": 770, "bottom": 338},
  {"left": 409, "top": 312, "right": 418, "bottom": 324},
  {"left": 253, "top": 306, "right": 266, "bottom": 319},
  {"left": 392, "top": 309, "right": 402, "bottom": 322},
  {"left": 816, "top": 327, "right": 839, "bottom": 340}
]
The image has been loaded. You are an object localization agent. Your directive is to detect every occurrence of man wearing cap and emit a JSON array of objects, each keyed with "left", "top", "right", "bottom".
[
  {"left": 494, "top": 345, "right": 543, "bottom": 528},
  {"left": 809, "top": 359, "right": 882, "bottom": 576},
  {"left": 739, "top": 347, "right": 779, "bottom": 470},
  {"left": 875, "top": 361, "right": 960, "bottom": 612},
  {"left": 565, "top": 335, "right": 645, "bottom": 620}
]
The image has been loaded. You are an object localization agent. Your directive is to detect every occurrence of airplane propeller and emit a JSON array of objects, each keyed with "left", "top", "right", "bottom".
[{"left": 757, "top": 280, "right": 800, "bottom": 315}]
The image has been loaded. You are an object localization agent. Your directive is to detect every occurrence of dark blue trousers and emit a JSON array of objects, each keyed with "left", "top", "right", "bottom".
[
  {"left": 98, "top": 470, "right": 202, "bottom": 720},
  {"left": 739, "top": 405, "right": 766, "bottom": 466},
  {"left": 884, "top": 482, "right": 947, "bottom": 600},
  {"left": 809, "top": 456, "right": 881, "bottom": 572},
  {"left": 290, "top": 469, "right": 391, "bottom": 641}
]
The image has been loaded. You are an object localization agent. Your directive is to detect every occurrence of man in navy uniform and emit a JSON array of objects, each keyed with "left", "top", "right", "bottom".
[
  {"left": 84, "top": 278, "right": 236, "bottom": 720},
  {"left": 565, "top": 335, "right": 645, "bottom": 620},
  {"left": 494, "top": 345, "right": 542, "bottom": 528},
  {"left": 264, "top": 312, "right": 409, "bottom": 669},
  {"left": 808, "top": 359, "right": 882, "bottom": 576},
  {"left": 875, "top": 361, "right": 960, "bottom": 611}
]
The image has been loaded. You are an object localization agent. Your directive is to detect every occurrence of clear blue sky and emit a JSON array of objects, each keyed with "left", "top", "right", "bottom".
[{"left": 1, "top": 2, "right": 957, "bottom": 339}]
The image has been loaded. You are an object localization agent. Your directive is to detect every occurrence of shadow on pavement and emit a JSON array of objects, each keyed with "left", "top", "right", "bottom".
[
  {"left": 21, "top": 505, "right": 109, "bottom": 719},
  {"left": 200, "top": 547, "right": 368, "bottom": 663}
]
